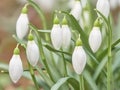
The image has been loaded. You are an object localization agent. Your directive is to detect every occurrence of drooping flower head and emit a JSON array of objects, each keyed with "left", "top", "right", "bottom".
[
  {"left": 89, "top": 18, "right": 102, "bottom": 53},
  {"left": 61, "top": 16, "right": 71, "bottom": 49},
  {"left": 51, "top": 15, "right": 62, "bottom": 50},
  {"left": 16, "top": 4, "right": 29, "bottom": 40},
  {"left": 9, "top": 45, "right": 23, "bottom": 83},
  {"left": 70, "top": 0, "right": 82, "bottom": 20},
  {"left": 26, "top": 33, "right": 40, "bottom": 66},
  {"left": 72, "top": 37, "right": 87, "bottom": 74},
  {"left": 96, "top": 0, "right": 110, "bottom": 18}
]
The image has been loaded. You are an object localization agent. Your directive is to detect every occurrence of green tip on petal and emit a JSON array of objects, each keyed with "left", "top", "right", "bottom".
[
  {"left": 94, "top": 18, "right": 101, "bottom": 27},
  {"left": 28, "top": 33, "right": 34, "bottom": 41},
  {"left": 21, "top": 5, "right": 28, "bottom": 14},
  {"left": 76, "top": 38, "right": 82, "bottom": 46},
  {"left": 62, "top": 16, "right": 67, "bottom": 25},
  {"left": 14, "top": 47, "right": 20, "bottom": 55},
  {"left": 53, "top": 15, "right": 59, "bottom": 24}
]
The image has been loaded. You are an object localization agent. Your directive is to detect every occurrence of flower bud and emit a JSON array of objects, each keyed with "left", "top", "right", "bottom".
[
  {"left": 26, "top": 34, "right": 40, "bottom": 66},
  {"left": 89, "top": 26, "right": 102, "bottom": 53},
  {"left": 70, "top": 0, "right": 82, "bottom": 20},
  {"left": 9, "top": 47, "right": 23, "bottom": 83},
  {"left": 61, "top": 17, "right": 71, "bottom": 48},
  {"left": 51, "top": 16, "right": 62, "bottom": 50},
  {"left": 96, "top": 0, "right": 110, "bottom": 18},
  {"left": 16, "top": 6, "right": 29, "bottom": 39},
  {"left": 72, "top": 38, "right": 86, "bottom": 74}
]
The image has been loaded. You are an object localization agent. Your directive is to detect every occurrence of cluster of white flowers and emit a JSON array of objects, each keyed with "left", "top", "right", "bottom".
[
  {"left": 72, "top": 0, "right": 110, "bottom": 74},
  {"left": 9, "top": 5, "right": 40, "bottom": 83},
  {"left": 9, "top": 0, "right": 111, "bottom": 82},
  {"left": 51, "top": 16, "right": 71, "bottom": 50}
]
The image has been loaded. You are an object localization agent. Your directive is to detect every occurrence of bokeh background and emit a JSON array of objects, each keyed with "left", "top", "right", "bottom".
[{"left": 0, "top": 0, "right": 120, "bottom": 90}]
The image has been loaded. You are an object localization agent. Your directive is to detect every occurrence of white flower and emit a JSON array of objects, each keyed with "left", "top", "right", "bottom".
[
  {"left": 72, "top": 46, "right": 86, "bottom": 74},
  {"left": 26, "top": 40, "right": 40, "bottom": 66},
  {"left": 9, "top": 55, "right": 23, "bottom": 83},
  {"left": 62, "top": 25, "right": 71, "bottom": 48},
  {"left": 89, "top": 27, "right": 102, "bottom": 53},
  {"left": 16, "top": 13, "right": 29, "bottom": 39},
  {"left": 110, "top": 0, "right": 118, "bottom": 9},
  {"left": 51, "top": 24, "right": 62, "bottom": 50},
  {"left": 96, "top": 0, "right": 110, "bottom": 18},
  {"left": 81, "top": 0, "right": 87, "bottom": 8},
  {"left": 70, "top": 0, "right": 82, "bottom": 20}
]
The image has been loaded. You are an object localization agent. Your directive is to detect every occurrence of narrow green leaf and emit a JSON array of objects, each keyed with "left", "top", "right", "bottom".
[
  {"left": 44, "top": 44, "right": 71, "bottom": 56},
  {"left": 0, "top": 63, "right": 8, "bottom": 71},
  {"left": 83, "top": 70, "right": 98, "bottom": 90},
  {"left": 38, "top": 30, "right": 51, "bottom": 33},
  {"left": 51, "top": 77, "right": 79, "bottom": 90},
  {"left": 36, "top": 67, "right": 54, "bottom": 87}
]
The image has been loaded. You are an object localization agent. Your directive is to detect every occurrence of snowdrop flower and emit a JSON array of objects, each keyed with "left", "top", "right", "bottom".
[
  {"left": 51, "top": 16, "right": 62, "bottom": 50},
  {"left": 26, "top": 33, "right": 40, "bottom": 66},
  {"left": 89, "top": 19, "right": 102, "bottom": 53},
  {"left": 72, "top": 38, "right": 87, "bottom": 74},
  {"left": 34, "top": 0, "right": 55, "bottom": 12},
  {"left": 96, "top": 0, "right": 110, "bottom": 18},
  {"left": 70, "top": 0, "right": 82, "bottom": 20},
  {"left": 16, "top": 5, "right": 29, "bottom": 40},
  {"left": 81, "top": 0, "right": 87, "bottom": 8},
  {"left": 61, "top": 17, "right": 71, "bottom": 49},
  {"left": 110, "top": 0, "right": 118, "bottom": 9},
  {"left": 79, "top": 9, "right": 90, "bottom": 29},
  {"left": 9, "top": 46, "right": 23, "bottom": 83}
]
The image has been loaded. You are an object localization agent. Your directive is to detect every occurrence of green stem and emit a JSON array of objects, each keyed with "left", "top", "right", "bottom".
[
  {"left": 107, "top": 17, "right": 112, "bottom": 90},
  {"left": 61, "top": 50, "right": 67, "bottom": 77},
  {"left": 79, "top": 75, "right": 84, "bottom": 90},
  {"left": 28, "top": 0, "right": 50, "bottom": 41},
  {"left": 28, "top": 63, "right": 39, "bottom": 90},
  {"left": 29, "top": 24, "right": 55, "bottom": 82}
]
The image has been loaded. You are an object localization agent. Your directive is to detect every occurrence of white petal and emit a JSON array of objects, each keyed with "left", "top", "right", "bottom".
[
  {"left": 70, "top": 1, "right": 82, "bottom": 20},
  {"left": 62, "top": 25, "right": 71, "bottom": 48},
  {"left": 89, "top": 27, "right": 102, "bottom": 53},
  {"left": 96, "top": 0, "right": 110, "bottom": 18},
  {"left": 51, "top": 24, "right": 62, "bottom": 50},
  {"left": 16, "top": 14, "right": 29, "bottom": 39},
  {"left": 72, "top": 46, "right": 86, "bottom": 74},
  {"left": 26, "top": 40, "right": 40, "bottom": 66},
  {"left": 9, "top": 55, "right": 23, "bottom": 83},
  {"left": 110, "top": 0, "right": 118, "bottom": 9},
  {"left": 81, "top": 0, "right": 87, "bottom": 8}
]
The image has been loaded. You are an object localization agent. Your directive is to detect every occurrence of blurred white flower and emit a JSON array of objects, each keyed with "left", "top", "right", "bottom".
[
  {"left": 51, "top": 24, "right": 62, "bottom": 50},
  {"left": 96, "top": 0, "right": 110, "bottom": 18},
  {"left": 110, "top": 0, "right": 118, "bottom": 9},
  {"left": 70, "top": 0, "right": 82, "bottom": 20},
  {"left": 72, "top": 46, "right": 86, "bottom": 74},
  {"left": 34, "top": 0, "right": 55, "bottom": 12},
  {"left": 26, "top": 40, "right": 40, "bottom": 66},
  {"left": 16, "top": 13, "right": 29, "bottom": 39},
  {"left": 81, "top": 0, "right": 87, "bottom": 8},
  {"left": 79, "top": 10, "right": 90, "bottom": 29},
  {"left": 9, "top": 54, "right": 23, "bottom": 83},
  {"left": 89, "top": 27, "right": 102, "bottom": 53}
]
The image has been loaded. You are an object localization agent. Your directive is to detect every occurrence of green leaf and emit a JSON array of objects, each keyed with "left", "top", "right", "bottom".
[
  {"left": 83, "top": 70, "right": 98, "bottom": 90},
  {"left": 0, "top": 63, "right": 8, "bottom": 70},
  {"left": 51, "top": 77, "right": 79, "bottom": 90},
  {"left": 36, "top": 67, "right": 54, "bottom": 87},
  {"left": 44, "top": 43, "right": 71, "bottom": 56}
]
